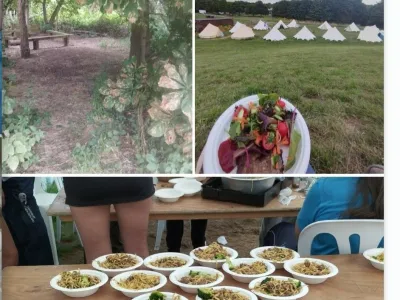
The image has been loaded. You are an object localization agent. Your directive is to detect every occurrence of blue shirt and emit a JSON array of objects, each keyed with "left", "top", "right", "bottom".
[{"left": 296, "top": 177, "right": 383, "bottom": 255}]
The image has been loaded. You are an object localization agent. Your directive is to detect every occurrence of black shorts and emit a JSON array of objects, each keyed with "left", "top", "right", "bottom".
[{"left": 63, "top": 177, "right": 155, "bottom": 207}]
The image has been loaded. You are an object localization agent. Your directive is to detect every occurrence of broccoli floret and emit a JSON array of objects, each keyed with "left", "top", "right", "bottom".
[
  {"left": 197, "top": 288, "right": 213, "bottom": 300},
  {"left": 261, "top": 277, "right": 272, "bottom": 284},
  {"left": 189, "top": 270, "right": 200, "bottom": 277},
  {"left": 226, "top": 257, "right": 235, "bottom": 270},
  {"left": 149, "top": 291, "right": 165, "bottom": 300},
  {"left": 214, "top": 253, "right": 226, "bottom": 259}
]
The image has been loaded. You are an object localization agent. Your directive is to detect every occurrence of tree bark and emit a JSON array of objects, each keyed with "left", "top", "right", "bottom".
[
  {"left": 129, "top": 0, "right": 150, "bottom": 65},
  {"left": 25, "top": 0, "right": 29, "bottom": 27},
  {"left": 49, "top": 0, "right": 65, "bottom": 25},
  {"left": 43, "top": 0, "right": 48, "bottom": 24},
  {"left": 18, "top": 0, "right": 30, "bottom": 58},
  {"left": 129, "top": 22, "right": 142, "bottom": 62},
  {"left": 0, "top": 0, "right": 3, "bottom": 32}
]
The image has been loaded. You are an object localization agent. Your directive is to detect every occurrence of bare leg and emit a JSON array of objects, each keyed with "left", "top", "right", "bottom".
[
  {"left": 2, "top": 217, "right": 18, "bottom": 268},
  {"left": 115, "top": 198, "right": 152, "bottom": 257},
  {"left": 70, "top": 205, "right": 111, "bottom": 262}
]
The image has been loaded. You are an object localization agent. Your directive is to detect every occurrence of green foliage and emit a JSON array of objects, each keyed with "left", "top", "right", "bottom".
[
  {"left": 2, "top": 91, "right": 46, "bottom": 172},
  {"left": 45, "top": 181, "right": 59, "bottom": 193},
  {"left": 136, "top": 145, "right": 192, "bottom": 174}
]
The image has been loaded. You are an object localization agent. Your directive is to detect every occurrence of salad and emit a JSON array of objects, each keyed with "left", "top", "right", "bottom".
[{"left": 218, "top": 93, "right": 301, "bottom": 174}]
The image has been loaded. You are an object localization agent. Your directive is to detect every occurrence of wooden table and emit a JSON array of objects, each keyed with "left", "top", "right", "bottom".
[
  {"left": 2, "top": 255, "right": 383, "bottom": 300},
  {"left": 47, "top": 184, "right": 304, "bottom": 221}
]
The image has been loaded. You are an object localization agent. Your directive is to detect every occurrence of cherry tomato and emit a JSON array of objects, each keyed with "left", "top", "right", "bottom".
[
  {"left": 233, "top": 105, "right": 249, "bottom": 119},
  {"left": 276, "top": 98, "right": 286, "bottom": 109},
  {"left": 262, "top": 133, "right": 275, "bottom": 150},
  {"left": 277, "top": 121, "right": 289, "bottom": 138}
]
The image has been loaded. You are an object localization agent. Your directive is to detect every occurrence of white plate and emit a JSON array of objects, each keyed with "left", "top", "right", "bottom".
[
  {"left": 110, "top": 270, "right": 167, "bottom": 298},
  {"left": 155, "top": 188, "right": 184, "bottom": 203},
  {"left": 284, "top": 258, "right": 339, "bottom": 284},
  {"left": 195, "top": 286, "right": 258, "bottom": 300},
  {"left": 363, "top": 248, "right": 384, "bottom": 271},
  {"left": 169, "top": 178, "right": 199, "bottom": 184},
  {"left": 174, "top": 181, "right": 202, "bottom": 196},
  {"left": 92, "top": 253, "right": 143, "bottom": 277},
  {"left": 222, "top": 258, "right": 276, "bottom": 283},
  {"left": 250, "top": 246, "right": 300, "bottom": 269},
  {"left": 169, "top": 266, "right": 224, "bottom": 294},
  {"left": 50, "top": 269, "right": 108, "bottom": 298},
  {"left": 190, "top": 245, "right": 239, "bottom": 269},
  {"left": 133, "top": 292, "right": 189, "bottom": 300},
  {"left": 143, "top": 252, "right": 194, "bottom": 276},
  {"left": 249, "top": 275, "right": 309, "bottom": 300},
  {"left": 203, "top": 95, "right": 311, "bottom": 174}
]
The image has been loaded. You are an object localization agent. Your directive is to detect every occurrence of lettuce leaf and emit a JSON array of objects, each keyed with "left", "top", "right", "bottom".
[{"left": 284, "top": 129, "right": 301, "bottom": 171}]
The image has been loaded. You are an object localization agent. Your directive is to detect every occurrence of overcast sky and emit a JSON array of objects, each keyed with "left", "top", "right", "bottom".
[{"left": 227, "top": 0, "right": 380, "bottom": 5}]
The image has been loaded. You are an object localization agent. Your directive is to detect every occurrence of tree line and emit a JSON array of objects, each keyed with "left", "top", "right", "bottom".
[{"left": 195, "top": 0, "right": 384, "bottom": 28}]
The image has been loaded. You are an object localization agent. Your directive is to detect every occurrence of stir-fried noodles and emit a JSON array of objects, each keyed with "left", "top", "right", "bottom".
[
  {"left": 372, "top": 252, "right": 384, "bottom": 262},
  {"left": 117, "top": 273, "right": 160, "bottom": 290},
  {"left": 292, "top": 260, "right": 330, "bottom": 276},
  {"left": 98, "top": 253, "right": 138, "bottom": 269},
  {"left": 179, "top": 271, "right": 218, "bottom": 285},
  {"left": 258, "top": 247, "right": 294, "bottom": 262},
  {"left": 198, "top": 288, "right": 250, "bottom": 300},
  {"left": 194, "top": 242, "right": 230, "bottom": 260},
  {"left": 149, "top": 257, "right": 187, "bottom": 268},
  {"left": 253, "top": 278, "right": 301, "bottom": 297},
  {"left": 57, "top": 271, "right": 100, "bottom": 289},
  {"left": 231, "top": 261, "right": 267, "bottom": 275}
]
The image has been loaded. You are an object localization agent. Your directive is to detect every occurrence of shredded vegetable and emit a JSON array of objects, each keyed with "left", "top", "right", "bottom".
[
  {"left": 292, "top": 260, "right": 330, "bottom": 276},
  {"left": 253, "top": 277, "right": 301, "bottom": 297},
  {"left": 194, "top": 242, "right": 230, "bottom": 260},
  {"left": 258, "top": 247, "right": 294, "bottom": 262},
  {"left": 117, "top": 273, "right": 160, "bottom": 290},
  {"left": 57, "top": 271, "right": 100, "bottom": 289},
  {"left": 98, "top": 253, "right": 138, "bottom": 269},
  {"left": 149, "top": 257, "right": 187, "bottom": 268}
]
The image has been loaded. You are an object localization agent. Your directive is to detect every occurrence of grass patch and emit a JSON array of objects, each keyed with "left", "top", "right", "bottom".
[{"left": 195, "top": 17, "right": 383, "bottom": 173}]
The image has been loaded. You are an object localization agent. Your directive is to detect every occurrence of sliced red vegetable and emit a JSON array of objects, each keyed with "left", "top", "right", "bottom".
[
  {"left": 276, "top": 98, "right": 286, "bottom": 109},
  {"left": 277, "top": 121, "right": 289, "bottom": 138},
  {"left": 262, "top": 132, "right": 275, "bottom": 150},
  {"left": 218, "top": 139, "right": 237, "bottom": 173},
  {"left": 233, "top": 105, "right": 249, "bottom": 119}
]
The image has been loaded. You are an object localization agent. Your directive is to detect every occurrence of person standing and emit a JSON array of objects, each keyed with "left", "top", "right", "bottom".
[
  {"left": 63, "top": 177, "right": 154, "bottom": 261},
  {"left": 166, "top": 220, "right": 208, "bottom": 252},
  {"left": 2, "top": 177, "right": 54, "bottom": 266}
]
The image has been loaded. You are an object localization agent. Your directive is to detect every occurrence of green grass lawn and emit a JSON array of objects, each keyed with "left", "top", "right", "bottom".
[{"left": 195, "top": 16, "right": 383, "bottom": 174}]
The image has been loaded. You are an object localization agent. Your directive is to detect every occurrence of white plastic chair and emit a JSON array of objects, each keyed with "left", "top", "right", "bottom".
[
  {"left": 33, "top": 178, "right": 60, "bottom": 265},
  {"left": 298, "top": 219, "right": 384, "bottom": 256}
]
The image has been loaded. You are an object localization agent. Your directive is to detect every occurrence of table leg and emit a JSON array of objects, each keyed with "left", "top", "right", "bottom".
[
  {"left": 64, "top": 37, "right": 69, "bottom": 46},
  {"left": 33, "top": 40, "right": 39, "bottom": 50}
]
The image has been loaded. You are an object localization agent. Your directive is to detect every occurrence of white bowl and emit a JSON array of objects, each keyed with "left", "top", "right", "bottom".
[
  {"left": 169, "top": 266, "right": 224, "bottom": 294},
  {"left": 110, "top": 270, "right": 167, "bottom": 298},
  {"left": 190, "top": 245, "right": 239, "bottom": 269},
  {"left": 92, "top": 253, "right": 143, "bottom": 277},
  {"left": 133, "top": 292, "right": 189, "bottom": 300},
  {"left": 50, "top": 269, "right": 108, "bottom": 298},
  {"left": 195, "top": 286, "right": 258, "bottom": 300},
  {"left": 249, "top": 275, "right": 309, "bottom": 300},
  {"left": 250, "top": 246, "right": 300, "bottom": 269},
  {"left": 144, "top": 252, "right": 194, "bottom": 275},
  {"left": 363, "top": 248, "right": 384, "bottom": 271},
  {"left": 203, "top": 95, "right": 311, "bottom": 174},
  {"left": 169, "top": 178, "right": 199, "bottom": 184},
  {"left": 284, "top": 258, "right": 339, "bottom": 284},
  {"left": 155, "top": 188, "right": 184, "bottom": 203},
  {"left": 222, "top": 258, "right": 276, "bottom": 283},
  {"left": 174, "top": 181, "right": 202, "bottom": 196}
]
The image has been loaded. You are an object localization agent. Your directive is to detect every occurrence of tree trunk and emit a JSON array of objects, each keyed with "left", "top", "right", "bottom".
[
  {"left": 25, "top": 0, "right": 29, "bottom": 27},
  {"left": 129, "top": 0, "right": 150, "bottom": 65},
  {"left": 18, "top": 0, "right": 30, "bottom": 58},
  {"left": 49, "top": 0, "right": 65, "bottom": 25},
  {"left": 43, "top": 0, "right": 48, "bottom": 24},
  {"left": 0, "top": 0, "right": 3, "bottom": 32}
]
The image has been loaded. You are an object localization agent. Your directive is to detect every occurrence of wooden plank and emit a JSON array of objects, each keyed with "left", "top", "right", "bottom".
[
  {"left": 2, "top": 255, "right": 384, "bottom": 300},
  {"left": 46, "top": 30, "right": 72, "bottom": 36},
  {"left": 47, "top": 183, "right": 304, "bottom": 221}
]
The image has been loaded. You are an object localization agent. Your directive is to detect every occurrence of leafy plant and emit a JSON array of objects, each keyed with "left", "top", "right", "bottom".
[{"left": 2, "top": 90, "right": 46, "bottom": 172}]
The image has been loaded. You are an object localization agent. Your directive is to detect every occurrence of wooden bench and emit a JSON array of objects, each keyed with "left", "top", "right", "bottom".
[{"left": 4, "top": 30, "right": 71, "bottom": 49}]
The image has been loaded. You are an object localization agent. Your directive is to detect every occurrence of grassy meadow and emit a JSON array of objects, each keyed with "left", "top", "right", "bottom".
[{"left": 195, "top": 15, "right": 383, "bottom": 174}]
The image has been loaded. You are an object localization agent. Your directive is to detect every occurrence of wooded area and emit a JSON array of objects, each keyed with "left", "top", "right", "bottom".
[{"left": 195, "top": 0, "right": 384, "bottom": 28}]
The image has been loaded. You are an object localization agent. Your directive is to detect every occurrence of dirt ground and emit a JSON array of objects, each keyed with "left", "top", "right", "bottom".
[
  {"left": 59, "top": 219, "right": 261, "bottom": 264},
  {"left": 3, "top": 36, "right": 130, "bottom": 173}
]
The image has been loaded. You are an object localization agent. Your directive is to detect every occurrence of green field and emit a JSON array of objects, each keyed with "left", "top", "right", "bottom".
[{"left": 195, "top": 16, "right": 383, "bottom": 174}]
